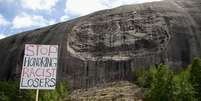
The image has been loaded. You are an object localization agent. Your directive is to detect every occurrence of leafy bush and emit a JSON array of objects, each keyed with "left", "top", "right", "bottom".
[
  {"left": 144, "top": 65, "right": 174, "bottom": 101},
  {"left": 133, "top": 67, "right": 148, "bottom": 87},
  {"left": 134, "top": 66, "right": 157, "bottom": 88},
  {"left": 190, "top": 58, "right": 201, "bottom": 100},
  {"left": 173, "top": 67, "right": 197, "bottom": 101},
  {"left": 39, "top": 81, "right": 70, "bottom": 101},
  {"left": 0, "top": 81, "right": 35, "bottom": 101},
  {"left": 134, "top": 61, "right": 199, "bottom": 101},
  {"left": 0, "top": 80, "right": 70, "bottom": 101}
]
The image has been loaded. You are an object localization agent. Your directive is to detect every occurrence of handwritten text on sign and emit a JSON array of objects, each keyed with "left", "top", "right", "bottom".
[{"left": 20, "top": 44, "right": 58, "bottom": 89}]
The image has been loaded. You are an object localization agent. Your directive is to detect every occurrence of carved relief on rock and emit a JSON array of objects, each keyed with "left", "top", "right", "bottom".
[{"left": 67, "top": 10, "right": 171, "bottom": 61}]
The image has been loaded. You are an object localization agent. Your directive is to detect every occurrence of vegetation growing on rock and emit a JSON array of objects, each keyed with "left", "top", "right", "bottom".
[
  {"left": 0, "top": 81, "right": 70, "bottom": 101},
  {"left": 134, "top": 58, "right": 201, "bottom": 101},
  {"left": 1, "top": 58, "right": 201, "bottom": 101}
]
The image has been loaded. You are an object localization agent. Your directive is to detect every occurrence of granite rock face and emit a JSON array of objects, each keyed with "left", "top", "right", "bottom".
[{"left": 0, "top": 0, "right": 201, "bottom": 89}]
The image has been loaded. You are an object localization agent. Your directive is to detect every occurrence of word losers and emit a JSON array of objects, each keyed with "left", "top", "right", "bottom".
[
  {"left": 20, "top": 44, "right": 58, "bottom": 89},
  {"left": 21, "top": 78, "right": 56, "bottom": 88}
]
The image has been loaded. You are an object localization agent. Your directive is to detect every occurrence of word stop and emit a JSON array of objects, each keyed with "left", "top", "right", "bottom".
[{"left": 25, "top": 44, "right": 58, "bottom": 56}]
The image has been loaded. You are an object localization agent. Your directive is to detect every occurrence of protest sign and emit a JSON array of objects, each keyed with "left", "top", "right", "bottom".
[{"left": 20, "top": 44, "right": 58, "bottom": 89}]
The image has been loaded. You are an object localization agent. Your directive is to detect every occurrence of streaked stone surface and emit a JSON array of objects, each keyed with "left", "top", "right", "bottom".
[{"left": 0, "top": 0, "right": 201, "bottom": 89}]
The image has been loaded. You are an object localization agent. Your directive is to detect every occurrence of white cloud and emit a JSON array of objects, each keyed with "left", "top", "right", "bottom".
[
  {"left": 104, "top": 0, "right": 162, "bottom": 8},
  {"left": 0, "top": 14, "right": 10, "bottom": 26},
  {"left": 65, "top": 0, "right": 108, "bottom": 16},
  {"left": 60, "top": 15, "right": 70, "bottom": 22},
  {"left": 12, "top": 13, "right": 55, "bottom": 29},
  {"left": 21, "top": 0, "right": 58, "bottom": 11},
  {"left": 0, "top": 34, "right": 7, "bottom": 39},
  {"left": 0, "top": 0, "right": 15, "bottom": 3},
  {"left": 65, "top": 0, "right": 162, "bottom": 16}
]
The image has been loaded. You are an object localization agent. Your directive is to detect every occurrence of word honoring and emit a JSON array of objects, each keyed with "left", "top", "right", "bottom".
[
  {"left": 20, "top": 44, "right": 58, "bottom": 89},
  {"left": 23, "top": 57, "right": 57, "bottom": 67}
]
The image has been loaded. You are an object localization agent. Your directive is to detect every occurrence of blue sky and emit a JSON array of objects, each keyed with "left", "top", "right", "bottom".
[{"left": 0, "top": 0, "right": 161, "bottom": 39}]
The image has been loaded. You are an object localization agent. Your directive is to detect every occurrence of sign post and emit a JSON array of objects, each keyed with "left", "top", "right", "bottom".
[
  {"left": 20, "top": 44, "right": 58, "bottom": 101},
  {"left": 36, "top": 89, "right": 39, "bottom": 101}
]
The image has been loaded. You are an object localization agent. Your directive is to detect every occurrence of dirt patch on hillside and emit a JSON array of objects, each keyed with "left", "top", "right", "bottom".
[{"left": 66, "top": 81, "right": 144, "bottom": 101}]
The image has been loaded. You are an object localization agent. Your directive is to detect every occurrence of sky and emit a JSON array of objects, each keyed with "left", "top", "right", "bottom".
[{"left": 0, "top": 0, "right": 162, "bottom": 39}]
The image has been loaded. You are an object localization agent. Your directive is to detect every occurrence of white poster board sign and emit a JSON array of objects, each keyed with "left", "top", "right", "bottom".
[{"left": 20, "top": 44, "right": 58, "bottom": 89}]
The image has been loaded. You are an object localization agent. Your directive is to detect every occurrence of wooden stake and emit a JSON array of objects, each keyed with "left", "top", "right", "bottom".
[{"left": 36, "top": 89, "right": 39, "bottom": 101}]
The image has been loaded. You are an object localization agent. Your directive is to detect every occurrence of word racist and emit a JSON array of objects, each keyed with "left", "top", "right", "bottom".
[{"left": 21, "top": 67, "right": 56, "bottom": 78}]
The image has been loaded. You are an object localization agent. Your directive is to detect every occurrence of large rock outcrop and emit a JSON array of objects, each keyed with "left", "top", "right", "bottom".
[{"left": 0, "top": 0, "right": 201, "bottom": 89}]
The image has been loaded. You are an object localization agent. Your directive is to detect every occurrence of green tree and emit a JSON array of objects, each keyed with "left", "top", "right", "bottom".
[
  {"left": 134, "top": 67, "right": 148, "bottom": 87},
  {"left": 173, "top": 67, "right": 197, "bottom": 101},
  {"left": 190, "top": 58, "right": 201, "bottom": 100},
  {"left": 145, "top": 65, "right": 174, "bottom": 101},
  {"left": 133, "top": 66, "right": 157, "bottom": 88}
]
